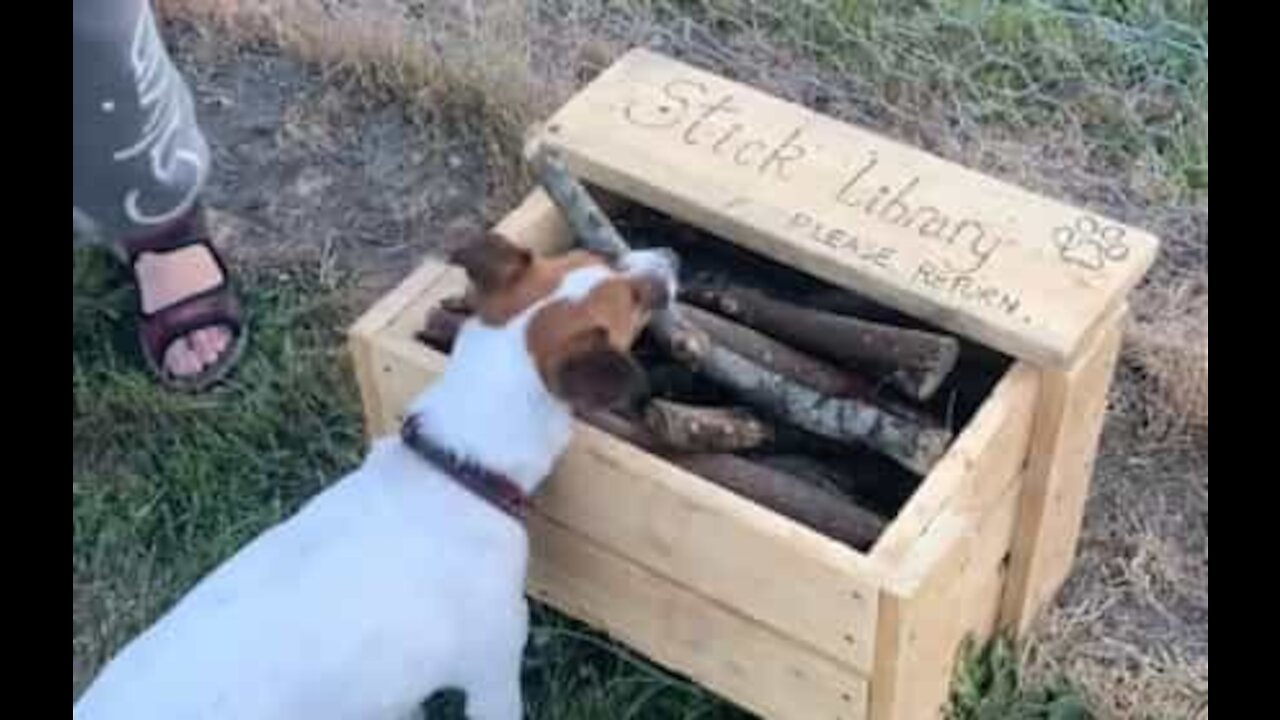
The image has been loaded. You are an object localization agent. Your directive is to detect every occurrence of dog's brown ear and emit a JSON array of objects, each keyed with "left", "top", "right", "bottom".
[
  {"left": 550, "top": 327, "right": 647, "bottom": 411},
  {"left": 450, "top": 233, "right": 532, "bottom": 294}
]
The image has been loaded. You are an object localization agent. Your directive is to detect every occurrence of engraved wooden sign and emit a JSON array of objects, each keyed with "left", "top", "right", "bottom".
[{"left": 525, "top": 48, "right": 1159, "bottom": 366}]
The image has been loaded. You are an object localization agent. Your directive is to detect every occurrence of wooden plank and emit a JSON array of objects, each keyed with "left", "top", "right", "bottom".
[
  {"left": 868, "top": 365, "right": 1036, "bottom": 720},
  {"left": 348, "top": 258, "right": 455, "bottom": 440},
  {"left": 365, "top": 337, "right": 446, "bottom": 435},
  {"left": 384, "top": 266, "right": 467, "bottom": 346},
  {"left": 349, "top": 332, "right": 387, "bottom": 442},
  {"left": 527, "top": 48, "right": 1159, "bottom": 366},
  {"left": 541, "top": 422, "right": 882, "bottom": 672},
  {"left": 999, "top": 306, "right": 1127, "bottom": 636},
  {"left": 870, "top": 478, "right": 1024, "bottom": 720},
  {"left": 870, "top": 362, "right": 1038, "bottom": 572},
  {"left": 528, "top": 514, "right": 870, "bottom": 720},
  {"left": 492, "top": 188, "right": 574, "bottom": 253},
  {"left": 349, "top": 254, "right": 456, "bottom": 341}
]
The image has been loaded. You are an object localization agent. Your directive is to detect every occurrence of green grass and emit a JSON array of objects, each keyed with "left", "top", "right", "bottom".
[
  {"left": 677, "top": 0, "right": 1207, "bottom": 201},
  {"left": 73, "top": 248, "right": 365, "bottom": 694},
  {"left": 946, "top": 635, "right": 1091, "bottom": 720}
]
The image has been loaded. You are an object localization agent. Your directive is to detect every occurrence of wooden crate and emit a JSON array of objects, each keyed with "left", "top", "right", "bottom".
[{"left": 349, "top": 49, "right": 1156, "bottom": 720}]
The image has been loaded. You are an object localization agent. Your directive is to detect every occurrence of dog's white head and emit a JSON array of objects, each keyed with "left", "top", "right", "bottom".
[{"left": 449, "top": 233, "right": 678, "bottom": 412}]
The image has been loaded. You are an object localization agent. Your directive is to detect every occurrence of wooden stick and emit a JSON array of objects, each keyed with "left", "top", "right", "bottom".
[
  {"left": 754, "top": 454, "right": 906, "bottom": 510},
  {"left": 578, "top": 411, "right": 885, "bottom": 550},
  {"left": 683, "top": 303, "right": 906, "bottom": 403},
  {"left": 680, "top": 303, "right": 860, "bottom": 397},
  {"left": 676, "top": 454, "right": 886, "bottom": 551},
  {"left": 805, "top": 288, "right": 1015, "bottom": 373},
  {"left": 439, "top": 293, "right": 474, "bottom": 314},
  {"left": 752, "top": 455, "right": 849, "bottom": 497},
  {"left": 578, "top": 408, "right": 664, "bottom": 453},
  {"left": 643, "top": 399, "right": 774, "bottom": 453},
  {"left": 644, "top": 363, "right": 707, "bottom": 401},
  {"left": 680, "top": 302, "right": 939, "bottom": 430},
  {"left": 802, "top": 287, "right": 923, "bottom": 328},
  {"left": 528, "top": 148, "right": 952, "bottom": 475},
  {"left": 415, "top": 307, "right": 469, "bottom": 353},
  {"left": 683, "top": 284, "right": 960, "bottom": 401},
  {"left": 417, "top": 285, "right": 942, "bottom": 471},
  {"left": 661, "top": 311, "right": 950, "bottom": 474},
  {"left": 526, "top": 149, "right": 634, "bottom": 261}
]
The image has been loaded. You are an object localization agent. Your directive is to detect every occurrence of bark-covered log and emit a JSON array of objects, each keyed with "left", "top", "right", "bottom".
[
  {"left": 642, "top": 399, "right": 774, "bottom": 453},
  {"left": 683, "top": 284, "right": 959, "bottom": 401},
  {"left": 677, "top": 453, "right": 887, "bottom": 551}
]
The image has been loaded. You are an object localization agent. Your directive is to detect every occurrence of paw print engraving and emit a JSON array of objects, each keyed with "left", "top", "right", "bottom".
[{"left": 1052, "top": 215, "right": 1129, "bottom": 271}]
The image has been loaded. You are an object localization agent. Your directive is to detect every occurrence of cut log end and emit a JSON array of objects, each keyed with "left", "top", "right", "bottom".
[
  {"left": 415, "top": 307, "right": 468, "bottom": 353},
  {"left": 676, "top": 453, "right": 887, "bottom": 551},
  {"left": 643, "top": 399, "right": 774, "bottom": 453},
  {"left": 894, "top": 425, "right": 953, "bottom": 477},
  {"left": 891, "top": 348, "right": 958, "bottom": 402}
]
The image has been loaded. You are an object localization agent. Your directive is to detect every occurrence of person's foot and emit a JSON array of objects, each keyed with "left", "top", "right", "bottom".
[
  {"left": 133, "top": 245, "right": 234, "bottom": 377},
  {"left": 120, "top": 206, "right": 247, "bottom": 391}
]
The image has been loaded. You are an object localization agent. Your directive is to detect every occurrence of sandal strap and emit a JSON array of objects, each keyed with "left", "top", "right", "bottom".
[
  {"left": 138, "top": 289, "right": 244, "bottom": 371},
  {"left": 124, "top": 206, "right": 236, "bottom": 321},
  {"left": 131, "top": 240, "right": 234, "bottom": 321}
]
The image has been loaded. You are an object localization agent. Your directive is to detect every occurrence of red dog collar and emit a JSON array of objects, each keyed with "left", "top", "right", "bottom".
[{"left": 401, "top": 415, "right": 530, "bottom": 523}]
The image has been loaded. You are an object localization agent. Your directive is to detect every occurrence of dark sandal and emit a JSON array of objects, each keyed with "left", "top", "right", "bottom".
[{"left": 118, "top": 206, "right": 248, "bottom": 392}]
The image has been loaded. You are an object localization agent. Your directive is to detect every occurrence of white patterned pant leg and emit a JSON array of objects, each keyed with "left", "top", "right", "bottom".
[{"left": 73, "top": 0, "right": 210, "bottom": 245}]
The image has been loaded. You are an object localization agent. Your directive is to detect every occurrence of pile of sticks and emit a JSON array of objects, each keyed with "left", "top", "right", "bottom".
[{"left": 416, "top": 149, "right": 970, "bottom": 550}]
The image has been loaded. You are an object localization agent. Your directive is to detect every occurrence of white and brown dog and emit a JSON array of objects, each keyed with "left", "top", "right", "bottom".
[{"left": 74, "top": 234, "right": 679, "bottom": 720}]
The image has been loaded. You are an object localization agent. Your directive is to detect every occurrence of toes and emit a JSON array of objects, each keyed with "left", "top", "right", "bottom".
[
  {"left": 164, "top": 339, "right": 202, "bottom": 377},
  {"left": 190, "top": 327, "right": 232, "bottom": 365}
]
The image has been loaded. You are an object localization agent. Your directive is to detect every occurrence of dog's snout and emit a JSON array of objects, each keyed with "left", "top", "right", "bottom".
[
  {"left": 652, "top": 247, "right": 680, "bottom": 276},
  {"left": 621, "top": 248, "right": 680, "bottom": 309},
  {"left": 622, "top": 247, "right": 679, "bottom": 280}
]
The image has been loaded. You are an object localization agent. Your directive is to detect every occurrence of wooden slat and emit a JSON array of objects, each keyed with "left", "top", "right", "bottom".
[
  {"left": 528, "top": 514, "right": 869, "bottom": 720},
  {"left": 365, "top": 337, "right": 446, "bottom": 435},
  {"left": 870, "top": 478, "right": 1024, "bottom": 720},
  {"left": 867, "top": 366, "right": 1036, "bottom": 720},
  {"left": 527, "top": 48, "right": 1159, "bottom": 366},
  {"left": 492, "top": 188, "right": 574, "bottom": 253},
  {"left": 384, "top": 266, "right": 467, "bottom": 347},
  {"left": 348, "top": 258, "right": 456, "bottom": 440},
  {"left": 1000, "top": 306, "right": 1127, "bottom": 635},
  {"left": 541, "top": 422, "right": 882, "bottom": 672},
  {"left": 870, "top": 362, "right": 1038, "bottom": 572},
  {"left": 348, "top": 255, "right": 455, "bottom": 341},
  {"left": 349, "top": 332, "right": 387, "bottom": 441}
]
